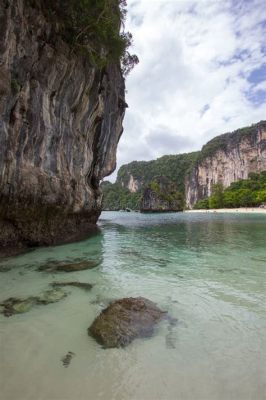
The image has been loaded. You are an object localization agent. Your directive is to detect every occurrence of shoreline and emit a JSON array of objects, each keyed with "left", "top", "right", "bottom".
[{"left": 185, "top": 207, "right": 266, "bottom": 214}]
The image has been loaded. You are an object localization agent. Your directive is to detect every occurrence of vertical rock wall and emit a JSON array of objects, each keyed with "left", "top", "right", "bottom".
[
  {"left": 0, "top": 0, "right": 126, "bottom": 250},
  {"left": 185, "top": 122, "right": 266, "bottom": 208}
]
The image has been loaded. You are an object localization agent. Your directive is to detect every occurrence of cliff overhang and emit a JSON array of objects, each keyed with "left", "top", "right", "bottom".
[{"left": 0, "top": 0, "right": 126, "bottom": 254}]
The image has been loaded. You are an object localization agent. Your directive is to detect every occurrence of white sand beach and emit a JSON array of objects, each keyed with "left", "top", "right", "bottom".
[{"left": 186, "top": 207, "right": 266, "bottom": 214}]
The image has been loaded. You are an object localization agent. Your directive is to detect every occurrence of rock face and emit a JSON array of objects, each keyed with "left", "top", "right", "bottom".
[
  {"left": 89, "top": 297, "right": 166, "bottom": 348},
  {"left": 186, "top": 122, "right": 266, "bottom": 208},
  {"left": 116, "top": 153, "right": 199, "bottom": 195},
  {"left": 141, "top": 176, "right": 183, "bottom": 212},
  {"left": 0, "top": 1, "right": 125, "bottom": 251},
  {"left": 127, "top": 174, "right": 142, "bottom": 193}
]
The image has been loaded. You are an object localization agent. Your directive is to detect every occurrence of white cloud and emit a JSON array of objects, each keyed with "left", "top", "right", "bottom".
[{"left": 109, "top": 0, "right": 266, "bottom": 181}]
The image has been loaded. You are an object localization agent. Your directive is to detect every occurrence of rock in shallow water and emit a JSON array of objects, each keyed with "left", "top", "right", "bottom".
[
  {"left": 0, "top": 297, "right": 36, "bottom": 317},
  {"left": 38, "top": 259, "right": 100, "bottom": 273},
  {"left": 88, "top": 297, "right": 167, "bottom": 348},
  {"left": 51, "top": 282, "right": 94, "bottom": 291},
  {"left": 61, "top": 351, "right": 76, "bottom": 368},
  {"left": 35, "top": 289, "right": 68, "bottom": 305},
  {"left": 0, "top": 289, "right": 67, "bottom": 317}
]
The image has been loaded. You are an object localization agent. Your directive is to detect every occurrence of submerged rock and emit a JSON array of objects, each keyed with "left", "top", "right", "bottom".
[
  {"left": 61, "top": 351, "right": 76, "bottom": 368},
  {"left": 35, "top": 289, "right": 68, "bottom": 304},
  {"left": 0, "top": 297, "right": 35, "bottom": 317},
  {"left": 0, "top": 265, "right": 11, "bottom": 272},
  {"left": 38, "top": 259, "right": 100, "bottom": 273},
  {"left": 89, "top": 297, "right": 167, "bottom": 348},
  {"left": 0, "top": 289, "right": 68, "bottom": 317},
  {"left": 55, "top": 261, "right": 99, "bottom": 272},
  {"left": 51, "top": 282, "right": 94, "bottom": 291}
]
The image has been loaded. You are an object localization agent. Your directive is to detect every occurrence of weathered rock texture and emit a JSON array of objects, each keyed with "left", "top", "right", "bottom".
[
  {"left": 0, "top": 288, "right": 67, "bottom": 317},
  {"left": 186, "top": 122, "right": 266, "bottom": 208},
  {"left": 89, "top": 297, "right": 166, "bottom": 348},
  {"left": 141, "top": 176, "right": 183, "bottom": 212},
  {"left": 127, "top": 174, "right": 142, "bottom": 193},
  {"left": 0, "top": 1, "right": 125, "bottom": 251},
  {"left": 116, "top": 153, "right": 198, "bottom": 195}
]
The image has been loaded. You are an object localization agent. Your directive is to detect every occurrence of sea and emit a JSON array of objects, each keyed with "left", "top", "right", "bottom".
[{"left": 0, "top": 211, "right": 265, "bottom": 400}]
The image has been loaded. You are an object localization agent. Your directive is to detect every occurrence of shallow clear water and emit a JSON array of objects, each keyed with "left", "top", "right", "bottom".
[{"left": 0, "top": 211, "right": 266, "bottom": 400}]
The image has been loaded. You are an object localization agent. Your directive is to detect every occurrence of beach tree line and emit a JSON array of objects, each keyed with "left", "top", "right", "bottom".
[{"left": 194, "top": 171, "right": 266, "bottom": 209}]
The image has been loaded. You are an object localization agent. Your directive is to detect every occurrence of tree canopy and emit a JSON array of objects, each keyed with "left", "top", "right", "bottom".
[
  {"left": 30, "top": 0, "right": 138, "bottom": 75},
  {"left": 194, "top": 171, "right": 266, "bottom": 209}
]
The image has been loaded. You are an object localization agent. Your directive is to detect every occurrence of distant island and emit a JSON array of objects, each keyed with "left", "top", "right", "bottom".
[{"left": 102, "top": 121, "right": 266, "bottom": 211}]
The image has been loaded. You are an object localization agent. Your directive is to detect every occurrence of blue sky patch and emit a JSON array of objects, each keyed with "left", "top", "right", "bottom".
[{"left": 248, "top": 64, "right": 266, "bottom": 84}]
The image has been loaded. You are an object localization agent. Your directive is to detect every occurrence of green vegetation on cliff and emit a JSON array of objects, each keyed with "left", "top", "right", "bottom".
[
  {"left": 102, "top": 122, "right": 265, "bottom": 211},
  {"left": 117, "top": 152, "right": 199, "bottom": 194},
  {"left": 198, "top": 125, "right": 257, "bottom": 162},
  {"left": 141, "top": 177, "right": 184, "bottom": 211},
  {"left": 102, "top": 152, "right": 198, "bottom": 211},
  {"left": 194, "top": 172, "right": 266, "bottom": 209},
  {"left": 30, "top": 0, "right": 138, "bottom": 74},
  {"left": 101, "top": 182, "right": 141, "bottom": 210}
]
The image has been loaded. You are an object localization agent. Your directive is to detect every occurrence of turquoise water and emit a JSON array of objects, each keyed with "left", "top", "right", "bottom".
[{"left": 0, "top": 211, "right": 266, "bottom": 400}]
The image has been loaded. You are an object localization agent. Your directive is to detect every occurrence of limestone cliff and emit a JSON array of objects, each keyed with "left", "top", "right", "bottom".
[
  {"left": 186, "top": 122, "right": 266, "bottom": 208},
  {"left": 0, "top": 0, "right": 125, "bottom": 251},
  {"left": 141, "top": 176, "right": 183, "bottom": 212},
  {"left": 117, "top": 153, "right": 199, "bottom": 195}
]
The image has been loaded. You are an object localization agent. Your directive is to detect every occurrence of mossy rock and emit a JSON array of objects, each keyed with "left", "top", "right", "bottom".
[
  {"left": 89, "top": 297, "right": 167, "bottom": 348},
  {"left": 35, "top": 289, "right": 68, "bottom": 304},
  {"left": 38, "top": 259, "right": 100, "bottom": 273},
  {"left": 0, "top": 288, "right": 68, "bottom": 317},
  {"left": 0, "top": 297, "right": 35, "bottom": 317},
  {"left": 51, "top": 281, "right": 93, "bottom": 291},
  {"left": 12, "top": 299, "right": 35, "bottom": 313}
]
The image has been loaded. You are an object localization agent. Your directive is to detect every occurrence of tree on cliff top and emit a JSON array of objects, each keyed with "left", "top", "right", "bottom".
[{"left": 31, "top": 0, "right": 139, "bottom": 75}]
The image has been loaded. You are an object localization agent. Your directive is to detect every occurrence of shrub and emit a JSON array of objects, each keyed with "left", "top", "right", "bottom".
[
  {"left": 30, "top": 0, "right": 138, "bottom": 75},
  {"left": 194, "top": 171, "right": 266, "bottom": 209}
]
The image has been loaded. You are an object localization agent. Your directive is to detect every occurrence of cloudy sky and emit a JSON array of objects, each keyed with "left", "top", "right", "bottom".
[{"left": 110, "top": 0, "right": 266, "bottom": 180}]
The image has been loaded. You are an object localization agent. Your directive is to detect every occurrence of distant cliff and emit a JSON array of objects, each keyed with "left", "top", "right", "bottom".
[
  {"left": 117, "top": 153, "right": 199, "bottom": 194},
  {"left": 102, "top": 122, "right": 266, "bottom": 211},
  {"left": 185, "top": 121, "right": 266, "bottom": 208},
  {"left": 0, "top": 0, "right": 126, "bottom": 252},
  {"left": 140, "top": 176, "right": 183, "bottom": 212},
  {"left": 102, "top": 153, "right": 198, "bottom": 211}
]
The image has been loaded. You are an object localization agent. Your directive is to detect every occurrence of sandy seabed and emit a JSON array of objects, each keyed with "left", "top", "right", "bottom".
[{"left": 185, "top": 207, "right": 266, "bottom": 214}]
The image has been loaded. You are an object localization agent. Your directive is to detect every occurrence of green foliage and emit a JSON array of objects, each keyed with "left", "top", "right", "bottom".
[
  {"left": 149, "top": 181, "right": 160, "bottom": 193},
  {"left": 194, "top": 171, "right": 266, "bottom": 209},
  {"left": 256, "top": 189, "right": 266, "bottom": 203},
  {"left": 147, "top": 177, "right": 185, "bottom": 209},
  {"left": 117, "top": 152, "right": 199, "bottom": 195},
  {"left": 209, "top": 183, "right": 224, "bottom": 208},
  {"left": 30, "top": 0, "right": 138, "bottom": 74},
  {"left": 193, "top": 198, "right": 209, "bottom": 209},
  {"left": 101, "top": 181, "right": 141, "bottom": 210},
  {"left": 198, "top": 124, "right": 257, "bottom": 161}
]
